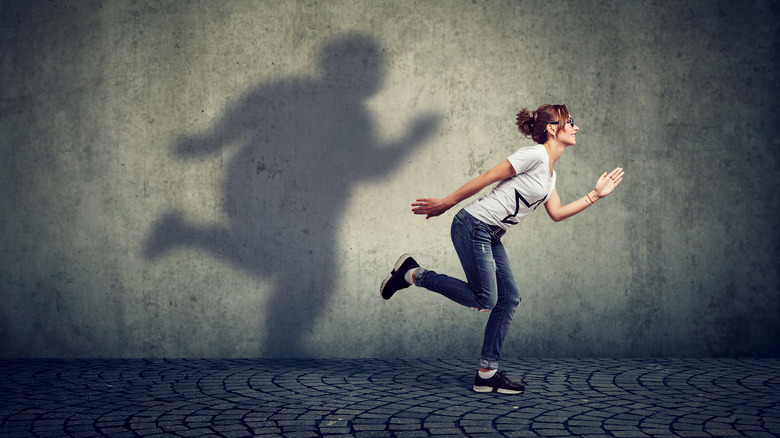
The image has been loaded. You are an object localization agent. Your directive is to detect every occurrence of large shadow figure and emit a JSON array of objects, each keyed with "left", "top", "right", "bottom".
[{"left": 144, "top": 34, "right": 438, "bottom": 357}]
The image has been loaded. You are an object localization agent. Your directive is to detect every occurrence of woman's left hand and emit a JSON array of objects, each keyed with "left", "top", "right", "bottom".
[
  {"left": 594, "top": 167, "right": 624, "bottom": 198},
  {"left": 412, "top": 198, "right": 453, "bottom": 219}
]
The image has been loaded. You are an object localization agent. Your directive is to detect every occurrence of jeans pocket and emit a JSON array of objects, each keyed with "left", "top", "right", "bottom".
[
  {"left": 453, "top": 213, "right": 463, "bottom": 227},
  {"left": 451, "top": 211, "right": 465, "bottom": 241}
]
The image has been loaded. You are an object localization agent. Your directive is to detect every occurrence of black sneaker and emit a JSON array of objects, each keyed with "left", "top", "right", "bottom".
[
  {"left": 473, "top": 371, "right": 525, "bottom": 394},
  {"left": 380, "top": 254, "right": 419, "bottom": 300}
]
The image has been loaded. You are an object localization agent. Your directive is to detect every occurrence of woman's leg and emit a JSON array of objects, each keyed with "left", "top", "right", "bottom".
[
  {"left": 479, "top": 241, "right": 522, "bottom": 370},
  {"left": 407, "top": 209, "right": 525, "bottom": 393},
  {"left": 415, "top": 209, "right": 499, "bottom": 310}
]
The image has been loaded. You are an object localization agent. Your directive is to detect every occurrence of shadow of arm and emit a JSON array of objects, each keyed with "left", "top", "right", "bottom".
[
  {"left": 374, "top": 112, "right": 440, "bottom": 173},
  {"left": 173, "top": 101, "right": 255, "bottom": 158}
]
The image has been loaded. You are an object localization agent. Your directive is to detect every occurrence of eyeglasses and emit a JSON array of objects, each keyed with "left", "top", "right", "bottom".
[{"left": 550, "top": 117, "right": 575, "bottom": 128}]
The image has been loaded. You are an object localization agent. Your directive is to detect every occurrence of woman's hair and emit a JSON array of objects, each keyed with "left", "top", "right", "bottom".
[{"left": 515, "top": 104, "right": 570, "bottom": 144}]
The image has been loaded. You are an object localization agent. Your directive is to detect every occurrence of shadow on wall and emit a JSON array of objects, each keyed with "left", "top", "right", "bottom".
[{"left": 142, "top": 34, "right": 439, "bottom": 357}]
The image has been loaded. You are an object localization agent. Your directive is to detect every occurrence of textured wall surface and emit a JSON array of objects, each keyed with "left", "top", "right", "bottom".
[{"left": 1, "top": 0, "right": 778, "bottom": 359}]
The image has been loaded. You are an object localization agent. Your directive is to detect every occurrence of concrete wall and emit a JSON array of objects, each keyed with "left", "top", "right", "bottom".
[{"left": 2, "top": 0, "right": 778, "bottom": 359}]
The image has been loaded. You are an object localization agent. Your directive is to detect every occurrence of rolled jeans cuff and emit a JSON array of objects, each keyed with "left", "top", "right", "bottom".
[
  {"left": 480, "top": 358, "right": 499, "bottom": 370},
  {"left": 413, "top": 267, "right": 426, "bottom": 285}
]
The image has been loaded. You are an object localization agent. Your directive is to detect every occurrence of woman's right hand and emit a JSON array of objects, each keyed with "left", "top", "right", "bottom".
[
  {"left": 594, "top": 167, "right": 624, "bottom": 199},
  {"left": 412, "top": 198, "right": 452, "bottom": 219}
]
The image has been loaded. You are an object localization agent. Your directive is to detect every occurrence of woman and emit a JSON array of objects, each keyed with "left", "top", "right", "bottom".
[{"left": 380, "top": 104, "right": 624, "bottom": 394}]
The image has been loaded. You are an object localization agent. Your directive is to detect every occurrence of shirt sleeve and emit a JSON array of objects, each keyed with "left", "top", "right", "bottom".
[{"left": 507, "top": 146, "right": 544, "bottom": 175}]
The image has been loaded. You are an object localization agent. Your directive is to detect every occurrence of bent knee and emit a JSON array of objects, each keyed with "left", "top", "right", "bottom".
[
  {"left": 475, "top": 295, "right": 498, "bottom": 311},
  {"left": 491, "top": 294, "right": 521, "bottom": 313}
]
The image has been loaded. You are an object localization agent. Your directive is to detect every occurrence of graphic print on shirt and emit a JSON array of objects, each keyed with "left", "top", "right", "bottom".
[{"left": 501, "top": 189, "right": 545, "bottom": 225}]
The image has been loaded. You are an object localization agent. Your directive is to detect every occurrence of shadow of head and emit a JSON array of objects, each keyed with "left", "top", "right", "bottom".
[{"left": 319, "top": 33, "right": 384, "bottom": 97}]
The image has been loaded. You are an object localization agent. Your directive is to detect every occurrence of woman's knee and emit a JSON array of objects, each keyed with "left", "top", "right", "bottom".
[
  {"left": 474, "top": 292, "right": 498, "bottom": 311},
  {"left": 508, "top": 291, "right": 521, "bottom": 308},
  {"left": 492, "top": 287, "right": 521, "bottom": 313}
]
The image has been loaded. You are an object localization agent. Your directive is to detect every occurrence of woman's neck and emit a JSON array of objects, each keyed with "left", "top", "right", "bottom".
[{"left": 543, "top": 140, "right": 566, "bottom": 175}]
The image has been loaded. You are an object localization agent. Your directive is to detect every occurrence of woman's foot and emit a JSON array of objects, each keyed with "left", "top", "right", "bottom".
[
  {"left": 473, "top": 370, "right": 525, "bottom": 394},
  {"left": 380, "top": 254, "right": 419, "bottom": 300}
]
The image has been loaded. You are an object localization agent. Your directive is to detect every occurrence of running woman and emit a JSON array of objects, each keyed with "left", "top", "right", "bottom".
[{"left": 380, "top": 104, "right": 624, "bottom": 394}]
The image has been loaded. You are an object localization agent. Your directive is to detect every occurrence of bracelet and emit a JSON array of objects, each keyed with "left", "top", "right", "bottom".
[{"left": 586, "top": 194, "right": 594, "bottom": 205}]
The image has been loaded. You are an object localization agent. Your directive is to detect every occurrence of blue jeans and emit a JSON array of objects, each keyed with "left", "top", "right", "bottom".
[{"left": 415, "top": 209, "right": 522, "bottom": 370}]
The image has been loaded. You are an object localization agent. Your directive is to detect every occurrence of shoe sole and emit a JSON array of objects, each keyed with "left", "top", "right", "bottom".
[
  {"left": 473, "top": 385, "right": 524, "bottom": 395},
  {"left": 380, "top": 254, "right": 412, "bottom": 300}
]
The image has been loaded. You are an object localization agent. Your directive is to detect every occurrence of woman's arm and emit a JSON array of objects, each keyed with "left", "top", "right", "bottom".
[
  {"left": 545, "top": 167, "right": 624, "bottom": 222},
  {"left": 412, "top": 159, "right": 516, "bottom": 219}
]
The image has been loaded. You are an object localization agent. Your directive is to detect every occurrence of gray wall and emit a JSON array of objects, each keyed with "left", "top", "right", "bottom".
[{"left": 2, "top": 0, "right": 778, "bottom": 359}]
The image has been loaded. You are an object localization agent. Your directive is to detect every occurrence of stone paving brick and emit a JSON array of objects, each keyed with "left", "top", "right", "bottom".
[
  {"left": 568, "top": 426, "right": 606, "bottom": 435},
  {"left": 1, "top": 358, "right": 779, "bottom": 437}
]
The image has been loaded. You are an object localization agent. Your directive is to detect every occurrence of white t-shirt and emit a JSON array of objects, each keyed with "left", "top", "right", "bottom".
[{"left": 464, "top": 144, "right": 556, "bottom": 230}]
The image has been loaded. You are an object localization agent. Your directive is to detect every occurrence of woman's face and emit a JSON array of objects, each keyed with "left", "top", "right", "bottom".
[{"left": 557, "top": 116, "right": 579, "bottom": 146}]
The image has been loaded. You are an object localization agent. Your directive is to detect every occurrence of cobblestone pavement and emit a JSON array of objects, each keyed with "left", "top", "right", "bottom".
[{"left": 1, "top": 358, "right": 778, "bottom": 437}]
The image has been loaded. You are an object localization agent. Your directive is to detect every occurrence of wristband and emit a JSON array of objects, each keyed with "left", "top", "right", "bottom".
[{"left": 586, "top": 194, "right": 594, "bottom": 205}]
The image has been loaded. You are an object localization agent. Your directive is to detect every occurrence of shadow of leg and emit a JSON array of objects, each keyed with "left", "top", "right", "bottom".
[{"left": 143, "top": 212, "right": 187, "bottom": 260}]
